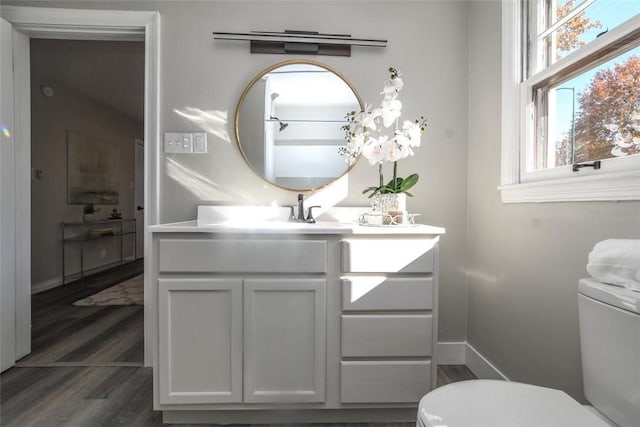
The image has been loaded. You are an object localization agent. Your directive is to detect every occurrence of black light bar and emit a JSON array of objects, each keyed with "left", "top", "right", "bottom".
[{"left": 213, "top": 30, "right": 387, "bottom": 57}]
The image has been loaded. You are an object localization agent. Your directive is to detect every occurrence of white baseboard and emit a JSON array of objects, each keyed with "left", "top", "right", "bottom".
[
  {"left": 463, "top": 343, "right": 509, "bottom": 380},
  {"left": 31, "top": 277, "right": 63, "bottom": 294},
  {"left": 437, "top": 341, "right": 509, "bottom": 381},
  {"left": 436, "top": 341, "right": 467, "bottom": 364}
]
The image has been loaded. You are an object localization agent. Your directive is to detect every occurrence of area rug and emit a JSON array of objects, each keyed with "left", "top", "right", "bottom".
[{"left": 73, "top": 274, "right": 143, "bottom": 306}]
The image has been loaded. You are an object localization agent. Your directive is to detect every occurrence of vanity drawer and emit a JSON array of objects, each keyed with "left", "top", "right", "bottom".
[
  {"left": 340, "top": 361, "right": 431, "bottom": 403},
  {"left": 159, "top": 239, "right": 327, "bottom": 273},
  {"left": 341, "top": 314, "right": 433, "bottom": 357},
  {"left": 341, "top": 239, "right": 435, "bottom": 273},
  {"left": 342, "top": 277, "right": 433, "bottom": 311}
]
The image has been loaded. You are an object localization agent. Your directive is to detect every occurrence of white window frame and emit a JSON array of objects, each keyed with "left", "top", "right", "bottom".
[{"left": 500, "top": 0, "right": 640, "bottom": 203}]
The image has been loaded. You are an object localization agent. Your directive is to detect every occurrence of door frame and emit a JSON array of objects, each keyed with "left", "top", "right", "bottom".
[
  {"left": 134, "top": 138, "right": 145, "bottom": 260},
  {"left": 0, "top": 5, "right": 160, "bottom": 367},
  {"left": 1, "top": 16, "right": 18, "bottom": 372}
]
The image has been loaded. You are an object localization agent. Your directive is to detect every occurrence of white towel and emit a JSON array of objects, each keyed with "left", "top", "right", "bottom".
[{"left": 587, "top": 239, "right": 640, "bottom": 292}]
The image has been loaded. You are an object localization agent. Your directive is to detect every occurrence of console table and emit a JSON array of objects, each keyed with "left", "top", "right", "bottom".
[{"left": 61, "top": 218, "right": 136, "bottom": 284}]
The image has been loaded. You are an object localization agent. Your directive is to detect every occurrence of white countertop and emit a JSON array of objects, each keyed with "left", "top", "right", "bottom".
[{"left": 148, "top": 220, "right": 445, "bottom": 235}]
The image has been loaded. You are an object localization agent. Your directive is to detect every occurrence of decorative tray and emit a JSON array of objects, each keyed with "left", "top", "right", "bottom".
[{"left": 358, "top": 212, "right": 420, "bottom": 226}]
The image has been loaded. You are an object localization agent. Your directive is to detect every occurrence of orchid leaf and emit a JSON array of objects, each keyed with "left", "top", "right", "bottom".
[
  {"left": 362, "top": 186, "right": 379, "bottom": 195},
  {"left": 399, "top": 173, "right": 419, "bottom": 192}
]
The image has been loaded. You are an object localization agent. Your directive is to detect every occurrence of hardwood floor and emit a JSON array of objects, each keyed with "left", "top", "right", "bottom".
[
  {"left": 1, "top": 261, "right": 477, "bottom": 426},
  {"left": 436, "top": 364, "right": 476, "bottom": 387},
  {"left": 1, "top": 365, "right": 476, "bottom": 427},
  {"left": 18, "top": 260, "right": 144, "bottom": 367},
  {"left": 1, "top": 366, "right": 157, "bottom": 426}
]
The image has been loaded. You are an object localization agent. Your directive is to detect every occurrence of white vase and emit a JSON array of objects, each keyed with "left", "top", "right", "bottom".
[
  {"left": 391, "top": 193, "right": 407, "bottom": 212},
  {"left": 372, "top": 193, "right": 407, "bottom": 224}
]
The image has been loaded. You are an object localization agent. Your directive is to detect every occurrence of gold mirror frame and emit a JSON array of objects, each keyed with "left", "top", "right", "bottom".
[{"left": 234, "top": 59, "right": 364, "bottom": 192}]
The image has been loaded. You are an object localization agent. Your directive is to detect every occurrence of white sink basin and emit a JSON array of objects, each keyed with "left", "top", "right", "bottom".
[
  {"left": 196, "top": 205, "right": 358, "bottom": 230},
  {"left": 207, "top": 219, "right": 335, "bottom": 228},
  {"left": 197, "top": 205, "right": 289, "bottom": 226}
]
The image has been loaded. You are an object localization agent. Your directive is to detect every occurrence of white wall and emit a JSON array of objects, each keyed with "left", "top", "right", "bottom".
[
  {"left": 12, "top": 0, "right": 470, "bottom": 342},
  {"left": 467, "top": 0, "right": 640, "bottom": 401},
  {"left": 30, "top": 39, "right": 144, "bottom": 287}
]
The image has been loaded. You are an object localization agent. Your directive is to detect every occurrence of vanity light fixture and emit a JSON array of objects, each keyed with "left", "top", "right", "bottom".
[{"left": 212, "top": 30, "right": 387, "bottom": 57}]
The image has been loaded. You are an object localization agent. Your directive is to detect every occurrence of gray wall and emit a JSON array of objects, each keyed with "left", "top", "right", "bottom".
[
  {"left": 12, "top": 0, "right": 470, "bottom": 342},
  {"left": 30, "top": 39, "right": 143, "bottom": 287},
  {"left": 239, "top": 78, "right": 266, "bottom": 177},
  {"left": 467, "top": 1, "right": 640, "bottom": 402}
]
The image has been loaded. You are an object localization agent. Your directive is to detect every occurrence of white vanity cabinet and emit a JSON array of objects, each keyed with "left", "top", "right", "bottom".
[
  {"left": 158, "top": 278, "right": 243, "bottom": 404},
  {"left": 158, "top": 276, "right": 326, "bottom": 405},
  {"left": 150, "top": 223, "right": 443, "bottom": 424},
  {"left": 156, "top": 236, "right": 327, "bottom": 406},
  {"left": 339, "top": 237, "right": 438, "bottom": 404},
  {"left": 243, "top": 278, "right": 326, "bottom": 403}
]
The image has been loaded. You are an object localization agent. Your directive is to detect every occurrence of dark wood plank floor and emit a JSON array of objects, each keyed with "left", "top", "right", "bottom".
[
  {"left": 18, "top": 260, "right": 144, "bottom": 366},
  {"left": 1, "top": 260, "right": 477, "bottom": 426},
  {"left": 436, "top": 364, "right": 476, "bottom": 387},
  {"left": 1, "top": 365, "right": 475, "bottom": 427}
]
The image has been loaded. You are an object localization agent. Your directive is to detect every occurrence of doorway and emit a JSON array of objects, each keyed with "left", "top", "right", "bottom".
[
  {"left": 0, "top": 5, "right": 159, "bottom": 370},
  {"left": 22, "top": 38, "right": 145, "bottom": 366}
]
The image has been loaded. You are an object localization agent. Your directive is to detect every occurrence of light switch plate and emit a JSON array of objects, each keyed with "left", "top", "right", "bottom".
[
  {"left": 193, "top": 132, "right": 207, "bottom": 153},
  {"left": 164, "top": 132, "right": 193, "bottom": 153}
]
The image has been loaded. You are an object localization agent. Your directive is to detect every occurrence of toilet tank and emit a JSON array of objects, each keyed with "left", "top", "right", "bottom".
[{"left": 578, "top": 278, "right": 640, "bottom": 427}]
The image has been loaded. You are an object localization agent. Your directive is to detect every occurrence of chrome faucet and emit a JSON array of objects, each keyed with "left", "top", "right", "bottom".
[
  {"left": 285, "top": 193, "right": 320, "bottom": 223},
  {"left": 296, "top": 193, "right": 305, "bottom": 221}
]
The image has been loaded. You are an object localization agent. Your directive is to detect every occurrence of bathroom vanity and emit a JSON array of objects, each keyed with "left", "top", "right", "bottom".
[{"left": 149, "top": 218, "right": 444, "bottom": 424}]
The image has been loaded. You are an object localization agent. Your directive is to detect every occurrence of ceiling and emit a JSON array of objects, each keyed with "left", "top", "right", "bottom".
[{"left": 30, "top": 39, "right": 145, "bottom": 122}]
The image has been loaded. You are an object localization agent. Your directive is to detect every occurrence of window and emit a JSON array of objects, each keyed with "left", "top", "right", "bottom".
[{"left": 500, "top": 0, "right": 640, "bottom": 202}]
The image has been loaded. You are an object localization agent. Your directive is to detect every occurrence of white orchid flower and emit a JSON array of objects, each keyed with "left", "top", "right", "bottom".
[
  {"left": 381, "top": 76, "right": 404, "bottom": 96},
  {"left": 351, "top": 117, "right": 367, "bottom": 134},
  {"left": 395, "top": 131, "right": 411, "bottom": 148},
  {"left": 384, "top": 137, "right": 411, "bottom": 162},
  {"left": 382, "top": 90, "right": 399, "bottom": 102},
  {"left": 396, "top": 136, "right": 414, "bottom": 157},
  {"left": 402, "top": 120, "right": 422, "bottom": 147},
  {"left": 362, "top": 135, "right": 388, "bottom": 166},
  {"left": 361, "top": 108, "right": 381, "bottom": 131},
  {"left": 353, "top": 104, "right": 372, "bottom": 123},
  {"left": 380, "top": 99, "right": 402, "bottom": 128},
  {"left": 383, "top": 138, "right": 401, "bottom": 162},
  {"left": 381, "top": 85, "right": 399, "bottom": 101},
  {"left": 349, "top": 133, "right": 366, "bottom": 151}
]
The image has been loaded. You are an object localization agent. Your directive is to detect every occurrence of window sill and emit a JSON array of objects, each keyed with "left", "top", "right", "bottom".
[{"left": 498, "top": 171, "right": 640, "bottom": 203}]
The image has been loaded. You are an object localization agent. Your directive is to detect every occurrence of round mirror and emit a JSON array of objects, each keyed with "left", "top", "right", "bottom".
[{"left": 235, "top": 60, "right": 363, "bottom": 191}]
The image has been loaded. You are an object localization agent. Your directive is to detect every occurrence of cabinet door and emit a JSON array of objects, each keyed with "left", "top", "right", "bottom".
[
  {"left": 158, "top": 278, "right": 242, "bottom": 404},
  {"left": 244, "top": 278, "right": 326, "bottom": 403}
]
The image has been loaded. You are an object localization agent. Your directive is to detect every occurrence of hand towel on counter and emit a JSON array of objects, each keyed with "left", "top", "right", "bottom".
[{"left": 587, "top": 239, "right": 640, "bottom": 292}]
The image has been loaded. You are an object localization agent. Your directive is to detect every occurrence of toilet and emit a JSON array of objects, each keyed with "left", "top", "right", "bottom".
[{"left": 418, "top": 278, "right": 640, "bottom": 427}]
